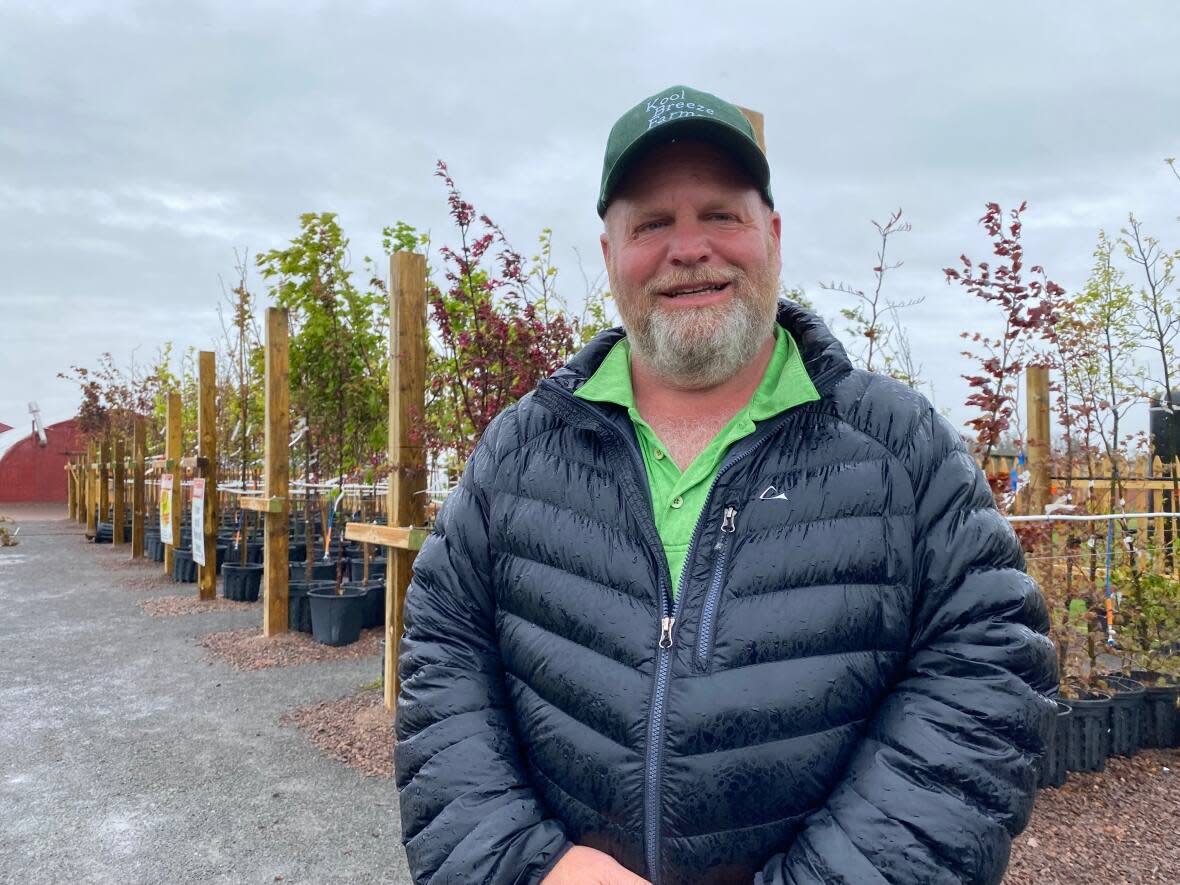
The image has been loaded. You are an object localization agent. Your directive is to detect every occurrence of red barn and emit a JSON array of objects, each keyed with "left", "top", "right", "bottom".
[{"left": 0, "top": 417, "right": 84, "bottom": 503}]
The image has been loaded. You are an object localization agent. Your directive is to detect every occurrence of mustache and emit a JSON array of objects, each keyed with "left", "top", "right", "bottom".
[{"left": 641, "top": 267, "right": 743, "bottom": 299}]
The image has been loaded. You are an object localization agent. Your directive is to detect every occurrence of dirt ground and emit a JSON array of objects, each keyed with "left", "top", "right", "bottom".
[
  {"left": 201, "top": 625, "right": 384, "bottom": 671},
  {"left": 1006, "top": 749, "right": 1180, "bottom": 884},
  {"left": 3, "top": 510, "right": 1177, "bottom": 882},
  {"left": 284, "top": 689, "right": 395, "bottom": 779}
]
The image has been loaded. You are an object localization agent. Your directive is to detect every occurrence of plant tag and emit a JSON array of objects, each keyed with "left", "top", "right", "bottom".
[{"left": 191, "top": 479, "right": 206, "bottom": 566}]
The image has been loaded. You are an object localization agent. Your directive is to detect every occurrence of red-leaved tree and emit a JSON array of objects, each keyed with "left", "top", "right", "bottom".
[
  {"left": 945, "top": 201, "right": 1064, "bottom": 471},
  {"left": 422, "top": 161, "right": 610, "bottom": 471}
]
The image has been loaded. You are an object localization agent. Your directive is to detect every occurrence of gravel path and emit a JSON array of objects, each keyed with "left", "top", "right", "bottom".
[{"left": 0, "top": 511, "right": 413, "bottom": 884}]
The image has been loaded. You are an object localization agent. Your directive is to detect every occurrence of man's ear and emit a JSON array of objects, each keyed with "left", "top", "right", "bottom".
[
  {"left": 600, "top": 230, "right": 611, "bottom": 267},
  {"left": 768, "top": 210, "right": 783, "bottom": 272}
]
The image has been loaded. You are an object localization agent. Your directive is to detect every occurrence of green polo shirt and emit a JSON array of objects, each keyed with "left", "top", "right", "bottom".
[{"left": 575, "top": 324, "right": 819, "bottom": 597}]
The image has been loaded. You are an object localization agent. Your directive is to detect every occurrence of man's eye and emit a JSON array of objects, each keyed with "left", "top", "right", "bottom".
[{"left": 636, "top": 220, "right": 666, "bottom": 233}]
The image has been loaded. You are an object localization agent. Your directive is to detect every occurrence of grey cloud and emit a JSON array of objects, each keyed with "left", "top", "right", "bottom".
[{"left": 2, "top": 0, "right": 1179, "bottom": 440}]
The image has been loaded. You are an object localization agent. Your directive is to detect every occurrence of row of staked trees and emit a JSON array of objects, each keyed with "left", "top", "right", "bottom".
[
  {"left": 60, "top": 163, "right": 612, "bottom": 515},
  {"left": 940, "top": 158, "right": 1180, "bottom": 688}
]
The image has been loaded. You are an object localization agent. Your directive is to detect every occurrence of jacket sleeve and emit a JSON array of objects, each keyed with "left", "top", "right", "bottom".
[
  {"left": 757, "top": 411, "right": 1058, "bottom": 885},
  {"left": 395, "top": 412, "right": 571, "bottom": 884}
]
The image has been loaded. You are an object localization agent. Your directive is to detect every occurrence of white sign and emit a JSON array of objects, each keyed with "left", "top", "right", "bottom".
[
  {"left": 191, "top": 478, "right": 206, "bottom": 566},
  {"left": 159, "top": 474, "right": 174, "bottom": 546}
]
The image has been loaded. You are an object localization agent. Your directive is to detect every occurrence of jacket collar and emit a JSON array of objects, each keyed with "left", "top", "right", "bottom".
[{"left": 546, "top": 299, "right": 853, "bottom": 399}]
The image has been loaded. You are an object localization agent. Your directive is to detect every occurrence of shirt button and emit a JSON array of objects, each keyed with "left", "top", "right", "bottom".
[
  {"left": 670, "top": 496, "right": 683, "bottom": 509},
  {"left": 653, "top": 448, "right": 665, "bottom": 461}
]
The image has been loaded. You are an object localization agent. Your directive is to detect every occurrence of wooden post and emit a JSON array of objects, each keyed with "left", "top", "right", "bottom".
[
  {"left": 737, "top": 105, "right": 766, "bottom": 152},
  {"left": 197, "top": 351, "right": 218, "bottom": 600},
  {"left": 99, "top": 436, "right": 111, "bottom": 525},
  {"left": 1026, "top": 365, "right": 1051, "bottom": 516},
  {"left": 386, "top": 251, "right": 428, "bottom": 711},
  {"left": 77, "top": 459, "right": 88, "bottom": 525},
  {"left": 66, "top": 462, "right": 76, "bottom": 520},
  {"left": 164, "top": 391, "right": 182, "bottom": 576},
  {"left": 262, "top": 308, "right": 290, "bottom": 636},
  {"left": 112, "top": 437, "right": 126, "bottom": 544},
  {"left": 131, "top": 417, "right": 145, "bottom": 558},
  {"left": 85, "top": 441, "right": 98, "bottom": 538}
]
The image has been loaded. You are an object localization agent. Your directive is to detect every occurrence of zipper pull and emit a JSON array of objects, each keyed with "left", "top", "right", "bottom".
[
  {"left": 721, "top": 506, "right": 737, "bottom": 533},
  {"left": 659, "top": 616, "right": 675, "bottom": 649}
]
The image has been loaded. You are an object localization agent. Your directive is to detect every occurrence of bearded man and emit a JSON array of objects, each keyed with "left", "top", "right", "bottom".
[{"left": 395, "top": 85, "right": 1057, "bottom": 885}]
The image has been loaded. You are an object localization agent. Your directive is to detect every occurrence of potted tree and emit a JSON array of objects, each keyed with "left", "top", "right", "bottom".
[
  {"left": 219, "top": 258, "right": 266, "bottom": 603},
  {"left": 259, "top": 213, "right": 385, "bottom": 643}
]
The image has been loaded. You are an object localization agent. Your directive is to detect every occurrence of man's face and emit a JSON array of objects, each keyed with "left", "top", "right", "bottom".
[{"left": 601, "top": 140, "right": 783, "bottom": 390}]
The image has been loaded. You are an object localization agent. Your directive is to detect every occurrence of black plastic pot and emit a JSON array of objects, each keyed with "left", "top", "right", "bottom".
[
  {"left": 287, "top": 542, "right": 307, "bottom": 563},
  {"left": 289, "top": 559, "right": 342, "bottom": 582},
  {"left": 1037, "top": 701, "right": 1071, "bottom": 789},
  {"left": 1062, "top": 688, "right": 1112, "bottom": 773},
  {"left": 222, "top": 563, "right": 264, "bottom": 602},
  {"left": 1131, "top": 670, "right": 1180, "bottom": 748},
  {"left": 172, "top": 548, "right": 197, "bottom": 583},
  {"left": 345, "top": 579, "right": 385, "bottom": 629},
  {"left": 228, "top": 541, "right": 264, "bottom": 565},
  {"left": 94, "top": 522, "right": 113, "bottom": 543},
  {"left": 287, "top": 580, "right": 333, "bottom": 633},
  {"left": 1099, "top": 676, "right": 1145, "bottom": 757},
  {"left": 147, "top": 535, "right": 165, "bottom": 562},
  {"left": 349, "top": 557, "right": 387, "bottom": 582},
  {"left": 309, "top": 587, "right": 367, "bottom": 647},
  {"left": 287, "top": 581, "right": 312, "bottom": 633}
]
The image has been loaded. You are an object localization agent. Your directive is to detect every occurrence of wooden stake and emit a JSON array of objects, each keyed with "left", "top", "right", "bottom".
[
  {"left": 197, "top": 351, "right": 218, "bottom": 600},
  {"left": 99, "top": 436, "right": 111, "bottom": 525},
  {"left": 112, "top": 436, "right": 126, "bottom": 544},
  {"left": 86, "top": 441, "right": 98, "bottom": 538},
  {"left": 262, "top": 308, "right": 291, "bottom": 636},
  {"left": 67, "top": 462, "right": 77, "bottom": 520},
  {"left": 77, "top": 459, "right": 87, "bottom": 525},
  {"left": 386, "top": 251, "right": 428, "bottom": 711},
  {"left": 1026, "top": 365, "right": 1051, "bottom": 516},
  {"left": 736, "top": 105, "right": 766, "bottom": 152},
  {"left": 131, "top": 417, "right": 145, "bottom": 558},
  {"left": 164, "top": 391, "right": 182, "bottom": 576}
]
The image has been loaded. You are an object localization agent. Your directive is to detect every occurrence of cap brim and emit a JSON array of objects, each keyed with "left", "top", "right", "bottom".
[{"left": 597, "top": 117, "right": 771, "bottom": 217}]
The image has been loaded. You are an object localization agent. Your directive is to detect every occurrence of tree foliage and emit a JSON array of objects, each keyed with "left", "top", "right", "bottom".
[
  {"left": 257, "top": 212, "right": 388, "bottom": 484},
  {"left": 416, "top": 161, "right": 611, "bottom": 471},
  {"left": 946, "top": 201, "right": 1064, "bottom": 466}
]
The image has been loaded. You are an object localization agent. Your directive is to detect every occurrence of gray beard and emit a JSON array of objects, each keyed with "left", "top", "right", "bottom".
[{"left": 626, "top": 284, "right": 778, "bottom": 389}]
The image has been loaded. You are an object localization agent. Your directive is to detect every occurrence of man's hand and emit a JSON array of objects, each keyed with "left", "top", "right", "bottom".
[{"left": 541, "top": 846, "right": 652, "bottom": 885}]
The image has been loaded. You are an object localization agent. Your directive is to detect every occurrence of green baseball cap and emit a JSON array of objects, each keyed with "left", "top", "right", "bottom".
[{"left": 597, "top": 84, "right": 772, "bottom": 217}]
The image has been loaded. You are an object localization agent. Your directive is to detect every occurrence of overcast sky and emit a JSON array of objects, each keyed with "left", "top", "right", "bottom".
[{"left": 2, "top": 0, "right": 1178, "bottom": 446}]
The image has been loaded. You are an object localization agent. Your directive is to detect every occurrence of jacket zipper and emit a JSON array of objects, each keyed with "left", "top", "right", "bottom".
[
  {"left": 643, "top": 439, "right": 776, "bottom": 883},
  {"left": 536, "top": 382, "right": 795, "bottom": 885},
  {"left": 695, "top": 505, "right": 737, "bottom": 671}
]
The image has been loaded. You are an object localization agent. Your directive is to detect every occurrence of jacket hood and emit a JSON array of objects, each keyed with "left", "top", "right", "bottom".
[{"left": 546, "top": 299, "right": 853, "bottom": 399}]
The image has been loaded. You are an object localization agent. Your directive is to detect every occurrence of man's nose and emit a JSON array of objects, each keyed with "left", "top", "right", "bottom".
[{"left": 665, "top": 220, "right": 711, "bottom": 267}]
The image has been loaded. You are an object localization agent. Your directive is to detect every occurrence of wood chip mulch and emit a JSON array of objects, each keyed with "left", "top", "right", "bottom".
[
  {"left": 139, "top": 595, "right": 256, "bottom": 617},
  {"left": 1005, "top": 748, "right": 1180, "bottom": 884},
  {"left": 199, "top": 626, "right": 382, "bottom": 671},
  {"left": 122, "top": 573, "right": 175, "bottom": 592},
  {"left": 96, "top": 551, "right": 158, "bottom": 571},
  {"left": 282, "top": 688, "right": 393, "bottom": 778}
]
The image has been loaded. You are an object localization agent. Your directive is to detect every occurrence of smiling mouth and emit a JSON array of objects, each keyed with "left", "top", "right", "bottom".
[{"left": 660, "top": 282, "right": 730, "bottom": 298}]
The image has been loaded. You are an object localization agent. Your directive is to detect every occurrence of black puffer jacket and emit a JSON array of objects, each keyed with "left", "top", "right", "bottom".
[{"left": 395, "top": 302, "right": 1058, "bottom": 885}]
